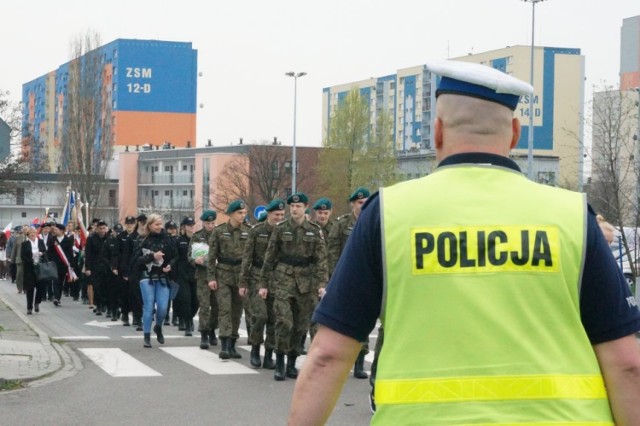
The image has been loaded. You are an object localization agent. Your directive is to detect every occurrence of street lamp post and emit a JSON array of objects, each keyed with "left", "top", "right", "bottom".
[
  {"left": 523, "top": 0, "right": 545, "bottom": 181},
  {"left": 285, "top": 71, "right": 307, "bottom": 194}
]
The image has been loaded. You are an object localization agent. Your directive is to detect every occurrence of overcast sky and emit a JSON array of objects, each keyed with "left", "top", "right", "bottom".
[{"left": 2, "top": 0, "right": 638, "bottom": 148}]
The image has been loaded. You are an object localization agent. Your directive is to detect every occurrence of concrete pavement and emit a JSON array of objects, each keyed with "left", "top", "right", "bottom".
[{"left": 0, "top": 278, "right": 81, "bottom": 389}]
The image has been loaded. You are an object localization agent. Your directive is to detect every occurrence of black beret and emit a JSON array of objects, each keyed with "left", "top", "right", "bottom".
[
  {"left": 54, "top": 223, "right": 66, "bottom": 231},
  {"left": 124, "top": 215, "right": 136, "bottom": 224},
  {"left": 181, "top": 216, "right": 196, "bottom": 226}
]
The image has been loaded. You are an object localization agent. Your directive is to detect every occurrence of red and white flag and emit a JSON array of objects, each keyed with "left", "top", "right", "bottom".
[{"left": 3, "top": 222, "right": 12, "bottom": 239}]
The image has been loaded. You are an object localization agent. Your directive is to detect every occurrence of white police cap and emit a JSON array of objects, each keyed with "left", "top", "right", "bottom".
[{"left": 426, "top": 60, "right": 533, "bottom": 110}]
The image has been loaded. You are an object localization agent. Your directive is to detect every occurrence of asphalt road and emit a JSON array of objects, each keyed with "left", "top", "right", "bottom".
[{"left": 0, "top": 289, "right": 376, "bottom": 425}]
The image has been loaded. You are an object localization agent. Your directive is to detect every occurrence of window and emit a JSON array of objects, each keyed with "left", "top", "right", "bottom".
[
  {"left": 108, "top": 189, "right": 117, "bottom": 207},
  {"left": 272, "top": 160, "right": 280, "bottom": 178},
  {"left": 165, "top": 166, "right": 172, "bottom": 172},
  {"left": 21, "top": 212, "right": 27, "bottom": 218},
  {"left": 165, "top": 190, "right": 172, "bottom": 197},
  {"left": 16, "top": 188, "right": 24, "bottom": 205},
  {"left": 182, "top": 165, "right": 188, "bottom": 171},
  {"left": 537, "top": 172, "right": 556, "bottom": 186},
  {"left": 183, "top": 190, "right": 188, "bottom": 196}
]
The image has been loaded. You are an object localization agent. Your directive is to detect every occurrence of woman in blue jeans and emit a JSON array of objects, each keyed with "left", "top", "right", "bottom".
[{"left": 133, "top": 214, "right": 176, "bottom": 348}]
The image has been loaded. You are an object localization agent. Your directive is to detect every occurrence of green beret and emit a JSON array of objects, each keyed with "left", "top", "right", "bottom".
[
  {"left": 287, "top": 192, "right": 309, "bottom": 204},
  {"left": 200, "top": 210, "right": 217, "bottom": 222},
  {"left": 312, "top": 198, "right": 332, "bottom": 211},
  {"left": 349, "top": 187, "right": 371, "bottom": 202},
  {"left": 256, "top": 211, "right": 267, "bottom": 222},
  {"left": 266, "top": 199, "right": 286, "bottom": 212},
  {"left": 226, "top": 199, "right": 246, "bottom": 214}
]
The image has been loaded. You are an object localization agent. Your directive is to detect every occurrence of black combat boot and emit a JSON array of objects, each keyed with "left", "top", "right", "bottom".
[
  {"left": 228, "top": 338, "right": 242, "bottom": 359},
  {"left": 219, "top": 337, "right": 230, "bottom": 360},
  {"left": 209, "top": 329, "right": 218, "bottom": 346},
  {"left": 250, "top": 345, "right": 261, "bottom": 367},
  {"left": 143, "top": 333, "right": 152, "bottom": 348},
  {"left": 121, "top": 312, "right": 130, "bottom": 326},
  {"left": 153, "top": 324, "right": 165, "bottom": 344},
  {"left": 353, "top": 350, "right": 368, "bottom": 379},
  {"left": 172, "top": 312, "right": 178, "bottom": 326},
  {"left": 262, "top": 349, "right": 275, "bottom": 369},
  {"left": 286, "top": 354, "right": 298, "bottom": 379},
  {"left": 184, "top": 319, "right": 192, "bottom": 337},
  {"left": 199, "top": 331, "right": 209, "bottom": 349},
  {"left": 274, "top": 353, "right": 286, "bottom": 381},
  {"left": 178, "top": 317, "right": 186, "bottom": 331},
  {"left": 298, "top": 334, "right": 308, "bottom": 355}
]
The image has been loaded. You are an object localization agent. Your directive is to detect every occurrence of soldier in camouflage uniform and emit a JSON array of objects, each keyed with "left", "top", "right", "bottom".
[
  {"left": 259, "top": 193, "right": 328, "bottom": 381},
  {"left": 300, "top": 197, "right": 335, "bottom": 352},
  {"left": 327, "top": 187, "right": 371, "bottom": 379},
  {"left": 207, "top": 200, "right": 251, "bottom": 360},
  {"left": 239, "top": 199, "right": 285, "bottom": 369},
  {"left": 189, "top": 210, "right": 218, "bottom": 349}
]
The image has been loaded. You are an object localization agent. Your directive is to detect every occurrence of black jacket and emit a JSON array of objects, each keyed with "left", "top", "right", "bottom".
[{"left": 132, "top": 230, "right": 176, "bottom": 280}]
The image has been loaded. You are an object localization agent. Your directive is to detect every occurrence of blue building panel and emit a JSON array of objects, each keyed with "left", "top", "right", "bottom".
[{"left": 109, "top": 40, "right": 197, "bottom": 114}]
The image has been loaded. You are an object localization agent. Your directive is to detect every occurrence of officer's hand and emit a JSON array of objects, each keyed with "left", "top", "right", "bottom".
[
  {"left": 195, "top": 256, "right": 204, "bottom": 265},
  {"left": 208, "top": 280, "right": 217, "bottom": 290},
  {"left": 85, "top": 270, "right": 91, "bottom": 276},
  {"left": 318, "top": 287, "right": 326, "bottom": 298},
  {"left": 123, "top": 276, "right": 129, "bottom": 281},
  {"left": 112, "top": 269, "right": 118, "bottom": 275},
  {"left": 162, "top": 265, "right": 171, "bottom": 273},
  {"left": 258, "top": 288, "right": 268, "bottom": 299},
  {"left": 239, "top": 287, "right": 248, "bottom": 297}
]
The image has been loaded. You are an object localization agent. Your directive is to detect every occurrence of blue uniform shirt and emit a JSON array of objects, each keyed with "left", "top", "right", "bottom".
[{"left": 314, "top": 153, "right": 640, "bottom": 345}]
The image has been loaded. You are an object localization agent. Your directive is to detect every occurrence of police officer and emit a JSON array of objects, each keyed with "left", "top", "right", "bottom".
[
  {"left": 207, "top": 200, "right": 251, "bottom": 360},
  {"left": 190, "top": 210, "right": 218, "bottom": 349},
  {"left": 172, "top": 217, "right": 197, "bottom": 336},
  {"left": 326, "top": 187, "right": 371, "bottom": 379},
  {"left": 259, "top": 193, "right": 328, "bottom": 381},
  {"left": 239, "top": 199, "right": 285, "bottom": 369},
  {"left": 290, "top": 60, "right": 640, "bottom": 424}
]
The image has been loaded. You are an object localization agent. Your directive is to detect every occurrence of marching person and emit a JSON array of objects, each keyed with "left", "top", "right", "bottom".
[
  {"left": 112, "top": 216, "right": 136, "bottom": 326},
  {"left": 326, "top": 187, "right": 371, "bottom": 379},
  {"left": 259, "top": 193, "right": 328, "bottom": 381},
  {"left": 47, "top": 223, "right": 75, "bottom": 307},
  {"left": 289, "top": 60, "right": 640, "bottom": 424},
  {"left": 172, "top": 216, "right": 197, "bottom": 336},
  {"left": 132, "top": 214, "right": 176, "bottom": 348},
  {"left": 84, "top": 221, "right": 110, "bottom": 316},
  {"left": 239, "top": 199, "right": 285, "bottom": 369},
  {"left": 21, "top": 227, "right": 46, "bottom": 315},
  {"left": 122, "top": 214, "right": 147, "bottom": 330},
  {"left": 207, "top": 200, "right": 251, "bottom": 360},
  {"left": 190, "top": 210, "right": 218, "bottom": 349}
]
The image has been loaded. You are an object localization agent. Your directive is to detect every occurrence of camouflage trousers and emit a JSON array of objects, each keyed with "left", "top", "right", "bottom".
[
  {"left": 216, "top": 268, "right": 243, "bottom": 339},
  {"left": 273, "top": 285, "right": 313, "bottom": 355},
  {"left": 196, "top": 278, "right": 218, "bottom": 332},
  {"left": 248, "top": 290, "right": 275, "bottom": 349}
]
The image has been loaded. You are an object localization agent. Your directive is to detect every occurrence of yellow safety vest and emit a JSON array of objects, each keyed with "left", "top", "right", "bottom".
[{"left": 374, "top": 163, "right": 613, "bottom": 425}]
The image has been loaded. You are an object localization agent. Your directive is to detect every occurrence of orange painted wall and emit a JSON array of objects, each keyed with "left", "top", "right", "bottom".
[
  {"left": 621, "top": 72, "right": 640, "bottom": 91},
  {"left": 113, "top": 111, "right": 196, "bottom": 148}
]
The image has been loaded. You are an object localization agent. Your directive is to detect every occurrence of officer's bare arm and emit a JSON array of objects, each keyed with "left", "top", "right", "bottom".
[
  {"left": 593, "top": 334, "right": 640, "bottom": 424},
  {"left": 288, "top": 326, "right": 361, "bottom": 425}
]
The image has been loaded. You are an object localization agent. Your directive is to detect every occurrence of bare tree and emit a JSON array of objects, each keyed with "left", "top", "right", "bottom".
[
  {"left": 587, "top": 85, "right": 640, "bottom": 281},
  {"left": 0, "top": 89, "right": 29, "bottom": 195},
  {"left": 62, "top": 30, "right": 114, "bottom": 210},
  {"left": 213, "top": 143, "right": 313, "bottom": 215}
]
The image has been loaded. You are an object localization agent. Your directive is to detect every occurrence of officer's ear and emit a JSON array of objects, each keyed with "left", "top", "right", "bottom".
[
  {"left": 434, "top": 117, "right": 444, "bottom": 150},
  {"left": 510, "top": 118, "right": 521, "bottom": 150}
]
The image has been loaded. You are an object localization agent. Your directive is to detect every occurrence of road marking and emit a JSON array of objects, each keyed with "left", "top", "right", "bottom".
[
  {"left": 85, "top": 320, "right": 124, "bottom": 329},
  {"left": 122, "top": 335, "right": 195, "bottom": 339},
  {"left": 161, "top": 347, "right": 259, "bottom": 375},
  {"left": 79, "top": 348, "right": 162, "bottom": 377},
  {"left": 53, "top": 336, "right": 110, "bottom": 341}
]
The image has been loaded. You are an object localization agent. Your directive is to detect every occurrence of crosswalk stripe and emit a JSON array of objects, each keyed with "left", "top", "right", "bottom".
[
  {"left": 54, "top": 336, "right": 110, "bottom": 341},
  {"left": 79, "top": 348, "right": 162, "bottom": 377},
  {"left": 160, "top": 347, "right": 259, "bottom": 375}
]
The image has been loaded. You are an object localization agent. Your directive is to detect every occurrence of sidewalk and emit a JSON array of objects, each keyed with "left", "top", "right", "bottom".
[{"left": 0, "top": 279, "right": 75, "bottom": 387}]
